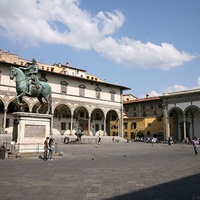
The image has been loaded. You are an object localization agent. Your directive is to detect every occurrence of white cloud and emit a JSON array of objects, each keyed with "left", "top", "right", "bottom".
[
  {"left": 0, "top": 0, "right": 197, "bottom": 69},
  {"left": 147, "top": 76, "right": 200, "bottom": 97},
  {"left": 163, "top": 85, "right": 190, "bottom": 93},
  {"left": 148, "top": 90, "right": 162, "bottom": 97},
  {"left": 94, "top": 38, "right": 196, "bottom": 70}
]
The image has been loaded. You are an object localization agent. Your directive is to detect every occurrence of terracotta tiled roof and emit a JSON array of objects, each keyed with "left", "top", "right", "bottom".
[{"left": 124, "top": 96, "right": 161, "bottom": 104}]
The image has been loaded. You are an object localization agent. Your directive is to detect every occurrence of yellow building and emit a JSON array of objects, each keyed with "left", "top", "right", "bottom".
[{"left": 123, "top": 95, "right": 164, "bottom": 140}]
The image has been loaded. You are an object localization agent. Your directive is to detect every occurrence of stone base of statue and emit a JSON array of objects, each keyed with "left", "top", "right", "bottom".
[{"left": 12, "top": 112, "right": 52, "bottom": 153}]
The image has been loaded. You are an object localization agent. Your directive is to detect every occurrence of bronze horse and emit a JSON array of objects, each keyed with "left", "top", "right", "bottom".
[{"left": 10, "top": 66, "right": 52, "bottom": 114}]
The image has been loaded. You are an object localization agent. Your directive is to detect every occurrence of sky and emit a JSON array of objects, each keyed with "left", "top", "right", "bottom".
[{"left": 0, "top": 0, "right": 199, "bottom": 98}]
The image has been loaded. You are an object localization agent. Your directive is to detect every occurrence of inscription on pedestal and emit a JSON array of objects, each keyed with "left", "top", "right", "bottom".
[{"left": 24, "top": 125, "right": 46, "bottom": 137}]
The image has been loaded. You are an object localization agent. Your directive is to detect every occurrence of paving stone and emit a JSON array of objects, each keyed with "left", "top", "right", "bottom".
[{"left": 0, "top": 142, "right": 200, "bottom": 200}]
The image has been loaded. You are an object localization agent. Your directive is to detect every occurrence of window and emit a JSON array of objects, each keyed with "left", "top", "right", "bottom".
[
  {"left": 60, "top": 81, "right": 68, "bottom": 94},
  {"left": 79, "top": 84, "right": 86, "bottom": 97},
  {"left": 51, "top": 67, "right": 54, "bottom": 72},
  {"left": 95, "top": 87, "right": 101, "bottom": 99},
  {"left": 158, "top": 104, "right": 162, "bottom": 109},
  {"left": 143, "top": 112, "right": 146, "bottom": 117},
  {"left": 133, "top": 106, "right": 136, "bottom": 111},
  {"left": 110, "top": 90, "right": 116, "bottom": 101},
  {"left": 143, "top": 105, "right": 145, "bottom": 110},
  {"left": 124, "top": 123, "right": 128, "bottom": 129},
  {"left": 61, "top": 85, "right": 67, "bottom": 93},
  {"left": 131, "top": 122, "right": 137, "bottom": 129},
  {"left": 61, "top": 122, "right": 66, "bottom": 130},
  {"left": 41, "top": 73, "right": 46, "bottom": 79}
]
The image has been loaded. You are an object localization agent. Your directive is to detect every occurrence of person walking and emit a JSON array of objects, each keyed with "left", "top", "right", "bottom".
[
  {"left": 48, "top": 138, "right": 55, "bottom": 161},
  {"left": 193, "top": 137, "right": 199, "bottom": 155},
  {"left": 98, "top": 135, "right": 101, "bottom": 145},
  {"left": 168, "top": 137, "right": 172, "bottom": 147}
]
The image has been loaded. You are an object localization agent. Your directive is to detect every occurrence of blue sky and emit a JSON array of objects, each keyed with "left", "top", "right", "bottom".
[{"left": 0, "top": 0, "right": 199, "bottom": 98}]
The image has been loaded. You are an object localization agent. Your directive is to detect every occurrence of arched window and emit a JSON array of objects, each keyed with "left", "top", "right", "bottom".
[
  {"left": 110, "top": 90, "right": 116, "bottom": 101},
  {"left": 95, "top": 87, "right": 101, "bottom": 99},
  {"left": 79, "top": 84, "right": 86, "bottom": 97},
  {"left": 60, "top": 81, "right": 68, "bottom": 94}
]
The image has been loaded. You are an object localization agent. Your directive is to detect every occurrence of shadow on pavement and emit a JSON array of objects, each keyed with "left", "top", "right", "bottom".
[{"left": 107, "top": 173, "right": 200, "bottom": 200}]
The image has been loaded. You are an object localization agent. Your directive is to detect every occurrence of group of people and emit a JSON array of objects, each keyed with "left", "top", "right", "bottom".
[
  {"left": 43, "top": 137, "right": 55, "bottom": 161},
  {"left": 168, "top": 136, "right": 199, "bottom": 155}
]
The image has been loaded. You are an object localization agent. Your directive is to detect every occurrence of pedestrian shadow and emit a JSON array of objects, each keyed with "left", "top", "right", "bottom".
[{"left": 107, "top": 173, "right": 200, "bottom": 200}]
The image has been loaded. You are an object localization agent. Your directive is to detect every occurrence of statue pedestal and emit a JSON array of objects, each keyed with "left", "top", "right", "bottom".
[{"left": 12, "top": 112, "right": 53, "bottom": 153}]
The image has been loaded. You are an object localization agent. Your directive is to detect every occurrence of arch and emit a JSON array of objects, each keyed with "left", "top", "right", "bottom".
[
  {"left": 106, "top": 109, "right": 119, "bottom": 136},
  {"left": 0, "top": 98, "right": 6, "bottom": 112},
  {"left": 73, "top": 106, "right": 90, "bottom": 135},
  {"left": 184, "top": 105, "right": 200, "bottom": 116},
  {"left": 91, "top": 108, "right": 105, "bottom": 136},
  {"left": 7, "top": 99, "right": 30, "bottom": 113},
  {"left": 184, "top": 105, "right": 200, "bottom": 139},
  {"left": 53, "top": 103, "right": 72, "bottom": 136},
  {"left": 168, "top": 107, "right": 184, "bottom": 116},
  {"left": 168, "top": 107, "right": 184, "bottom": 142}
]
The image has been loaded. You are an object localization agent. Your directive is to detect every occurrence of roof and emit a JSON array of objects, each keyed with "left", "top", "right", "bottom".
[
  {"left": 0, "top": 61, "right": 131, "bottom": 91},
  {"left": 124, "top": 96, "right": 161, "bottom": 104}
]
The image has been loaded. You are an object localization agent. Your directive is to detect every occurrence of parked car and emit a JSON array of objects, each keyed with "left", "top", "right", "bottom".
[{"left": 144, "top": 137, "right": 158, "bottom": 143}]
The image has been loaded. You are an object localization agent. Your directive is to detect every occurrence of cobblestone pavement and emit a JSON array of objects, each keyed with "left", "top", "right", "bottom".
[{"left": 0, "top": 141, "right": 200, "bottom": 200}]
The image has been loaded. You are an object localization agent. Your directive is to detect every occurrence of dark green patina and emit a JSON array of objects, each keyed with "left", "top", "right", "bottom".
[{"left": 10, "top": 59, "right": 52, "bottom": 114}]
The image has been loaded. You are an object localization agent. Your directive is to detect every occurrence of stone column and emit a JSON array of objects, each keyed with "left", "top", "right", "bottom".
[
  {"left": 167, "top": 117, "right": 170, "bottom": 139},
  {"left": 119, "top": 108, "right": 123, "bottom": 138},
  {"left": 183, "top": 116, "right": 186, "bottom": 140},
  {"left": 163, "top": 106, "right": 170, "bottom": 140},
  {"left": 103, "top": 117, "right": 106, "bottom": 136},
  {"left": 70, "top": 115, "right": 73, "bottom": 135},
  {"left": 88, "top": 116, "right": 91, "bottom": 136},
  {"left": 3, "top": 108, "right": 7, "bottom": 133}
]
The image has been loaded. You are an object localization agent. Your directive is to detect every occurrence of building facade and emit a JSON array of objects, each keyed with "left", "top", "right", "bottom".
[
  {"left": 162, "top": 90, "right": 200, "bottom": 141},
  {"left": 122, "top": 96, "right": 164, "bottom": 139},
  {"left": 0, "top": 49, "right": 130, "bottom": 137}
]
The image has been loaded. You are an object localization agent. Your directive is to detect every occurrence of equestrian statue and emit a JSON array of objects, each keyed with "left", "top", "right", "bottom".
[{"left": 10, "top": 59, "right": 52, "bottom": 114}]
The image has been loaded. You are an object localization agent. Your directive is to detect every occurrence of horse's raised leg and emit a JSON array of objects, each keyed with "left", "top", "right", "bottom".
[
  {"left": 36, "top": 97, "right": 44, "bottom": 113},
  {"left": 16, "top": 92, "right": 25, "bottom": 106}
]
